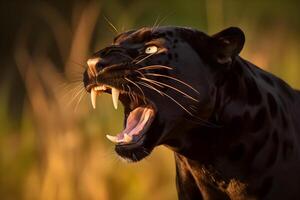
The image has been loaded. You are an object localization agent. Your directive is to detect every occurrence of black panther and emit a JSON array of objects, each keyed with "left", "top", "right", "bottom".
[{"left": 82, "top": 26, "right": 300, "bottom": 199}]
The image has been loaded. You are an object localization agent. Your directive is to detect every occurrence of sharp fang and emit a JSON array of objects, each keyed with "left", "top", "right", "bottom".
[
  {"left": 91, "top": 88, "right": 97, "bottom": 109},
  {"left": 123, "top": 134, "right": 132, "bottom": 143},
  {"left": 106, "top": 135, "right": 118, "bottom": 143},
  {"left": 111, "top": 87, "right": 120, "bottom": 110}
]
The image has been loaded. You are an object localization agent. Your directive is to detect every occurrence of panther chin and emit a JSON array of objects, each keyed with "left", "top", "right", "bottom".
[{"left": 86, "top": 83, "right": 158, "bottom": 162}]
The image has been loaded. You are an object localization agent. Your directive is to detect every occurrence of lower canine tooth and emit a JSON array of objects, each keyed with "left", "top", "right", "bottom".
[
  {"left": 91, "top": 88, "right": 97, "bottom": 109},
  {"left": 111, "top": 87, "right": 120, "bottom": 110},
  {"left": 106, "top": 135, "right": 118, "bottom": 143},
  {"left": 123, "top": 134, "right": 132, "bottom": 143}
]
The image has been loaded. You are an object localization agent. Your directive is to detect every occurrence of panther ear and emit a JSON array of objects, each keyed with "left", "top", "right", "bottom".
[{"left": 211, "top": 27, "right": 245, "bottom": 64}]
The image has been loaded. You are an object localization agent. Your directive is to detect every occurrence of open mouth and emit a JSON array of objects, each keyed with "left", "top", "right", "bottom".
[{"left": 87, "top": 84, "right": 156, "bottom": 147}]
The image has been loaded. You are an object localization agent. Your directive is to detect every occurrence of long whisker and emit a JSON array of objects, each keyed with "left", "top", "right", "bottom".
[
  {"left": 68, "top": 87, "right": 85, "bottom": 107},
  {"left": 138, "top": 81, "right": 220, "bottom": 128},
  {"left": 126, "top": 85, "right": 132, "bottom": 99},
  {"left": 74, "top": 89, "right": 85, "bottom": 112},
  {"left": 156, "top": 11, "right": 175, "bottom": 28},
  {"left": 137, "top": 82, "right": 164, "bottom": 96},
  {"left": 134, "top": 53, "right": 156, "bottom": 64},
  {"left": 134, "top": 70, "right": 146, "bottom": 78},
  {"left": 160, "top": 90, "right": 195, "bottom": 116},
  {"left": 62, "top": 84, "right": 83, "bottom": 100},
  {"left": 103, "top": 15, "right": 119, "bottom": 34},
  {"left": 152, "top": 11, "right": 174, "bottom": 31},
  {"left": 144, "top": 73, "right": 200, "bottom": 94},
  {"left": 125, "top": 77, "right": 147, "bottom": 104},
  {"left": 152, "top": 14, "right": 161, "bottom": 30},
  {"left": 126, "top": 85, "right": 135, "bottom": 103},
  {"left": 139, "top": 77, "right": 199, "bottom": 102},
  {"left": 68, "top": 60, "right": 86, "bottom": 69},
  {"left": 138, "top": 81, "right": 194, "bottom": 116},
  {"left": 132, "top": 54, "right": 145, "bottom": 63},
  {"left": 139, "top": 77, "right": 164, "bottom": 88},
  {"left": 134, "top": 49, "right": 167, "bottom": 64},
  {"left": 60, "top": 83, "right": 82, "bottom": 95},
  {"left": 71, "top": 87, "right": 85, "bottom": 102},
  {"left": 137, "top": 65, "right": 173, "bottom": 71}
]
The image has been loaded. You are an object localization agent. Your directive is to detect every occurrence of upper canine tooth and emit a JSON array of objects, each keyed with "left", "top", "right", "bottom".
[
  {"left": 123, "top": 134, "right": 132, "bottom": 143},
  {"left": 106, "top": 134, "right": 118, "bottom": 143},
  {"left": 111, "top": 87, "right": 120, "bottom": 110},
  {"left": 91, "top": 88, "right": 97, "bottom": 109}
]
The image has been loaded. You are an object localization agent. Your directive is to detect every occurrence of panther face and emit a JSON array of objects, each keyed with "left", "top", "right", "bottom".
[{"left": 83, "top": 26, "right": 245, "bottom": 162}]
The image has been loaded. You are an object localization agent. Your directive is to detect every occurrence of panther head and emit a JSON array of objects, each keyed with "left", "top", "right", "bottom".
[{"left": 83, "top": 26, "right": 245, "bottom": 162}]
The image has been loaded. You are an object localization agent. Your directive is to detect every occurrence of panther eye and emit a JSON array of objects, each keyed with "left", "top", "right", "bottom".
[{"left": 145, "top": 45, "right": 158, "bottom": 54}]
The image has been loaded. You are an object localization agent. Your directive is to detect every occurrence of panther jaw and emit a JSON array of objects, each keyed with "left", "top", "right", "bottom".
[{"left": 89, "top": 84, "right": 156, "bottom": 146}]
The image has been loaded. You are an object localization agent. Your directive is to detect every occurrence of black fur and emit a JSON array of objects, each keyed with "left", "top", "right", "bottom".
[{"left": 83, "top": 26, "right": 300, "bottom": 199}]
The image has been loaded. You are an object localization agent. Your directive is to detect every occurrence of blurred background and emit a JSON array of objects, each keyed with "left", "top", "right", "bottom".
[{"left": 0, "top": 0, "right": 300, "bottom": 199}]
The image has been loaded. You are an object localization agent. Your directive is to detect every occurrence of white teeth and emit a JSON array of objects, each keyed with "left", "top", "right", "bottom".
[
  {"left": 105, "top": 134, "right": 133, "bottom": 144},
  {"left": 90, "top": 85, "right": 107, "bottom": 109},
  {"left": 91, "top": 88, "right": 97, "bottom": 109},
  {"left": 106, "top": 135, "right": 118, "bottom": 143},
  {"left": 111, "top": 87, "right": 120, "bottom": 110},
  {"left": 94, "top": 85, "right": 107, "bottom": 91},
  {"left": 90, "top": 85, "right": 118, "bottom": 110},
  {"left": 123, "top": 133, "right": 133, "bottom": 143}
]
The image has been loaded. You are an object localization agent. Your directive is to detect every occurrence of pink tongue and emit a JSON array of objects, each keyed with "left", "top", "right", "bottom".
[{"left": 117, "top": 107, "right": 154, "bottom": 140}]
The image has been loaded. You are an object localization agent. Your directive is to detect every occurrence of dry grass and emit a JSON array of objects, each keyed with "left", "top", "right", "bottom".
[{"left": 10, "top": 1, "right": 176, "bottom": 199}]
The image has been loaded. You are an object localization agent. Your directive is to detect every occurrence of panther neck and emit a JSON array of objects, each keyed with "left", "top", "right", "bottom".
[
  {"left": 173, "top": 57, "right": 299, "bottom": 199},
  {"left": 174, "top": 57, "right": 276, "bottom": 162}
]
